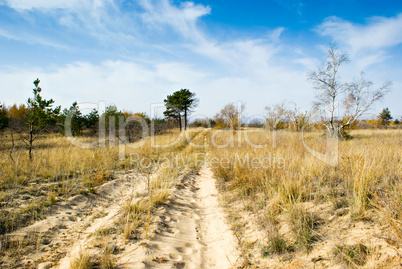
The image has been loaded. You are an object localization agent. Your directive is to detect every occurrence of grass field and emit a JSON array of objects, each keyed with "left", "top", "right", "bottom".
[
  {"left": 0, "top": 130, "right": 206, "bottom": 235},
  {"left": 0, "top": 128, "right": 401, "bottom": 267},
  {"left": 208, "top": 128, "right": 401, "bottom": 267}
]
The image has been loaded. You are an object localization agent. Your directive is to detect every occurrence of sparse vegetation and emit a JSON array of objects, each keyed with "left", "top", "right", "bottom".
[
  {"left": 263, "top": 233, "right": 292, "bottom": 255},
  {"left": 1, "top": 1, "right": 401, "bottom": 268},
  {"left": 209, "top": 128, "right": 401, "bottom": 267},
  {"left": 70, "top": 251, "right": 96, "bottom": 269},
  {"left": 0, "top": 74, "right": 399, "bottom": 268},
  {"left": 288, "top": 205, "right": 316, "bottom": 252},
  {"left": 332, "top": 243, "right": 369, "bottom": 267}
]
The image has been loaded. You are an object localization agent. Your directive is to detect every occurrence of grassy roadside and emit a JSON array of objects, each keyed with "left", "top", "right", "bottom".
[
  {"left": 0, "top": 129, "right": 209, "bottom": 267},
  {"left": 209, "top": 129, "right": 401, "bottom": 268}
]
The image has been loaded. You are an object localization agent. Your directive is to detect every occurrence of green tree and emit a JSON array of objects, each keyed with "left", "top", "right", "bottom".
[
  {"left": 17, "top": 79, "right": 60, "bottom": 159},
  {"left": 378, "top": 107, "right": 393, "bottom": 125},
  {"left": 124, "top": 112, "right": 151, "bottom": 142},
  {"left": 60, "top": 102, "right": 84, "bottom": 136},
  {"left": 164, "top": 93, "right": 183, "bottom": 131},
  {"left": 0, "top": 103, "right": 8, "bottom": 131},
  {"left": 101, "top": 105, "right": 123, "bottom": 135},
  {"left": 178, "top": 89, "right": 198, "bottom": 130},
  {"left": 163, "top": 89, "right": 198, "bottom": 131},
  {"left": 84, "top": 109, "right": 99, "bottom": 134}
]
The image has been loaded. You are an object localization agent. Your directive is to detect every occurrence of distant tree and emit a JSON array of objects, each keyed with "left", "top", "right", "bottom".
[
  {"left": 164, "top": 93, "right": 183, "bottom": 130},
  {"left": 124, "top": 112, "right": 151, "bottom": 142},
  {"left": 215, "top": 103, "right": 245, "bottom": 130},
  {"left": 8, "top": 104, "right": 28, "bottom": 120},
  {"left": 367, "top": 119, "right": 380, "bottom": 128},
  {"left": 152, "top": 118, "right": 170, "bottom": 135},
  {"left": 247, "top": 118, "right": 264, "bottom": 128},
  {"left": 101, "top": 105, "right": 123, "bottom": 136},
  {"left": 288, "top": 105, "right": 310, "bottom": 132},
  {"left": 60, "top": 101, "right": 84, "bottom": 136},
  {"left": 178, "top": 89, "right": 198, "bottom": 130},
  {"left": 133, "top": 112, "right": 150, "bottom": 123},
  {"left": 163, "top": 89, "right": 198, "bottom": 131},
  {"left": 309, "top": 45, "right": 391, "bottom": 138},
  {"left": 0, "top": 103, "right": 8, "bottom": 131},
  {"left": 12, "top": 79, "right": 60, "bottom": 159},
  {"left": 265, "top": 103, "right": 289, "bottom": 131},
  {"left": 378, "top": 107, "right": 392, "bottom": 126},
  {"left": 190, "top": 118, "right": 214, "bottom": 128},
  {"left": 84, "top": 109, "right": 99, "bottom": 134}
]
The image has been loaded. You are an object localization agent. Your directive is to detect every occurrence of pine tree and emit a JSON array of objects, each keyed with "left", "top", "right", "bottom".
[
  {"left": 378, "top": 107, "right": 392, "bottom": 125},
  {"left": 163, "top": 89, "right": 198, "bottom": 131},
  {"left": 21, "top": 79, "right": 60, "bottom": 159},
  {"left": 0, "top": 103, "right": 8, "bottom": 131}
]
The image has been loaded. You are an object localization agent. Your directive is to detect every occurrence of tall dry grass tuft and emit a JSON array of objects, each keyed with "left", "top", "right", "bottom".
[
  {"left": 332, "top": 243, "right": 369, "bottom": 267},
  {"left": 287, "top": 204, "right": 317, "bottom": 252},
  {"left": 70, "top": 250, "right": 96, "bottom": 269}
]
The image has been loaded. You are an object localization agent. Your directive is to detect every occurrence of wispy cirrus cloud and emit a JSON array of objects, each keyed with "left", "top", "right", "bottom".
[
  {"left": 316, "top": 14, "right": 402, "bottom": 69},
  {"left": 2, "top": 0, "right": 87, "bottom": 11},
  {"left": 316, "top": 14, "right": 402, "bottom": 50},
  {"left": 1, "top": 0, "right": 212, "bottom": 53},
  {"left": 139, "top": 0, "right": 211, "bottom": 43},
  {"left": 0, "top": 0, "right": 321, "bottom": 115},
  {"left": 0, "top": 28, "right": 71, "bottom": 50},
  {"left": 1, "top": 0, "right": 400, "bottom": 117}
]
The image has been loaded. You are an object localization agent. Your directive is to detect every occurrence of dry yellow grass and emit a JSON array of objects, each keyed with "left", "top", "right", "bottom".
[
  {"left": 0, "top": 127, "right": 400, "bottom": 267},
  {"left": 0, "top": 129, "right": 203, "bottom": 235},
  {"left": 0, "top": 128, "right": 208, "bottom": 267},
  {"left": 208, "top": 128, "right": 401, "bottom": 267}
]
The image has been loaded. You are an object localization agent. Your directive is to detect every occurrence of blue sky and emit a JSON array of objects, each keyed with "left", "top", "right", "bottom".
[{"left": 0, "top": 0, "right": 401, "bottom": 120}]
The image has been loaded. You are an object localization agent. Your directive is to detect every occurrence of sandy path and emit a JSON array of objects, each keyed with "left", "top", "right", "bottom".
[
  {"left": 3, "top": 162, "right": 239, "bottom": 268},
  {"left": 2, "top": 172, "right": 149, "bottom": 268},
  {"left": 117, "top": 166, "right": 240, "bottom": 268},
  {"left": 57, "top": 177, "right": 147, "bottom": 269}
]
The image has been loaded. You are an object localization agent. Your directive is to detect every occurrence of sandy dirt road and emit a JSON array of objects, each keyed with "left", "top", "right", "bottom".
[
  {"left": 2, "top": 163, "right": 239, "bottom": 268},
  {"left": 117, "top": 166, "right": 240, "bottom": 268}
]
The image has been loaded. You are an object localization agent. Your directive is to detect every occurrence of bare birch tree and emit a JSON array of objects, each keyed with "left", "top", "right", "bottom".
[
  {"left": 308, "top": 45, "right": 391, "bottom": 138},
  {"left": 342, "top": 72, "right": 391, "bottom": 131},
  {"left": 308, "top": 45, "right": 348, "bottom": 136}
]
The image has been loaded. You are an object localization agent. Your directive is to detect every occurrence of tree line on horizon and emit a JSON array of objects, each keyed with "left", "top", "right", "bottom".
[{"left": 0, "top": 45, "right": 400, "bottom": 159}]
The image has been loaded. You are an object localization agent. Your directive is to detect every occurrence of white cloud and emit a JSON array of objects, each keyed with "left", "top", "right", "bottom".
[
  {"left": 2, "top": 0, "right": 212, "bottom": 53},
  {"left": 0, "top": 0, "right": 324, "bottom": 116},
  {"left": 4, "top": 0, "right": 87, "bottom": 10},
  {"left": 2, "top": 1, "right": 400, "bottom": 119},
  {"left": 0, "top": 28, "right": 70, "bottom": 50},
  {"left": 0, "top": 57, "right": 314, "bottom": 118},
  {"left": 139, "top": 0, "right": 211, "bottom": 43},
  {"left": 316, "top": 14, "right": 402, "bottom": 69},
  {"left": 317, "top": 14, "right": 402, "bottom": 50}
]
